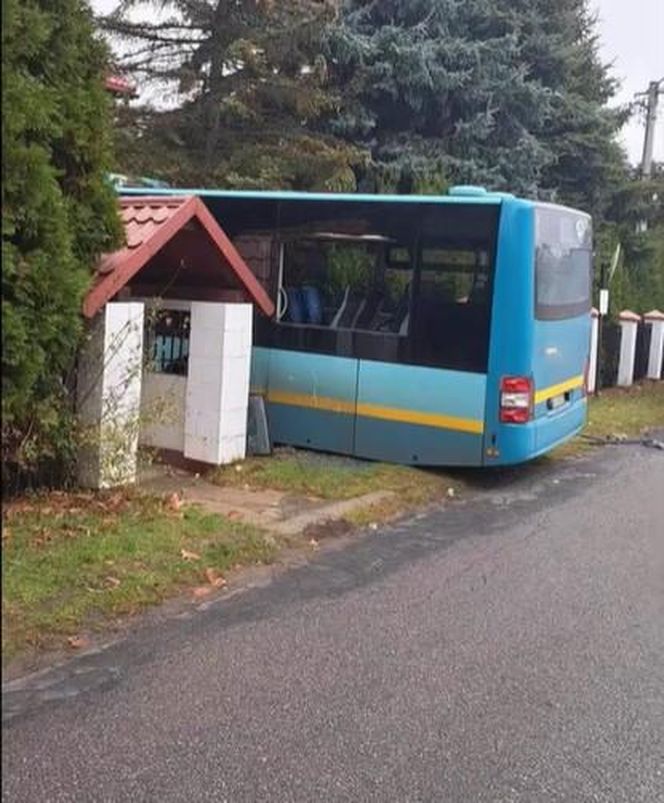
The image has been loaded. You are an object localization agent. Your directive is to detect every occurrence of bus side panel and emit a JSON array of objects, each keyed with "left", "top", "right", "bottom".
[
  {"left": 354, "top": 360, "right": 486, "bottom": 466},
  {"left": 483, "top": 201, "right": 537, "bottom": 465},
  {"left": 532, "top": 314, "right": 590, "bottom": 455},
  {"left": 265, "top": 349, "right": 358, "bottom": 455}
]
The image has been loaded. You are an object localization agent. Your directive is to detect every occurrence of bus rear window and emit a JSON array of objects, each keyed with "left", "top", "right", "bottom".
[{"left": 535, "top": 207, "right": 592, "bottom": 320}]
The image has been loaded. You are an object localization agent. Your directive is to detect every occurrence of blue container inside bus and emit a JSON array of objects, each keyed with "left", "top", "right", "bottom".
[{"left": 122, "top": 185, "right": 593, "bottom": 467}]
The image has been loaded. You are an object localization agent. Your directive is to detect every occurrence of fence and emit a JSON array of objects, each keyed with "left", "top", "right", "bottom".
[{"left": 589, "top": 309, "right": 664, "bottom": 393}]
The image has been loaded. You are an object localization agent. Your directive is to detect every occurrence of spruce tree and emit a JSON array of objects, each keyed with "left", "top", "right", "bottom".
[
  {"left": 103, "top": 0, "right": 364, "bottom": 189},
  {"left": 324, "top": 0, "right": 627, "bottom": 211}
]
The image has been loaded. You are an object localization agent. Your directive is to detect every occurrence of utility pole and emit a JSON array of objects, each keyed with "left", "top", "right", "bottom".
[{"left": 635, "top": 78, "right": 663, "bottom": 180}]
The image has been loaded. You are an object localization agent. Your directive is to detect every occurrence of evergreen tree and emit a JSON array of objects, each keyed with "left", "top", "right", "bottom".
[
  {"left": 2, "top": 0, "right": 121, "bottom": 487},
  {"left": 601, "top": 167, "right": 664, "bottom": 313},
  {"left": 494, "top": 0, "right": 629, "bottom": 217},
  {"left": 103, "top": 0, "right": 364, "bottom": 189},
  {"left": 324, "top": 0, "right": 627, "bottom": 210}
]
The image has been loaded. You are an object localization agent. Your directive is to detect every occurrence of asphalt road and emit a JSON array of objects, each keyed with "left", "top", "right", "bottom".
[{"left": 3, "top": 444, "right": 664, "bottom": 802}]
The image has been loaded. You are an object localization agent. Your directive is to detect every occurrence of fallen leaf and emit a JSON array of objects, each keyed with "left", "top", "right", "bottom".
[
  {"left": 104, "top": 493, "right": 125, "bottom": 511},
  {"left": 192, "top": 586, "right": 212, "bottom": 598},
  {"left": 205, "top": 568, "right": 227, "bottom": 588},
  {"left": 181, "top": 548, "right": 201, "bottom": 562},
  {"left": 105, "top": 576, "right": 121, "bottom": 588},
  {"left": 67, "top": 635, "right": 89, "bottom": 650},
  {"left": 227, "top": 510, "right": 241, "bottom": 520},
  {"left": 167, "top": 492, "right": 183, "bottom": 512}
]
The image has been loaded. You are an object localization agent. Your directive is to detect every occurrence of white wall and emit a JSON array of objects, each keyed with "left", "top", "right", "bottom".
[
  {"left": 140, "top": 373, "right": 187, "bottom": 452},
  {"left": 77, "top": 302, "right": 145, "bottom": 488},
  {"left": 185, "top": 302, "right": 253, "bottom": 465}
]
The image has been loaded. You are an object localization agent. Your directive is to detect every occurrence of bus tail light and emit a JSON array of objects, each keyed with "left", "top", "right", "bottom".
[{"left": 500, "top": 377, "right": 533, "bottom": 424}]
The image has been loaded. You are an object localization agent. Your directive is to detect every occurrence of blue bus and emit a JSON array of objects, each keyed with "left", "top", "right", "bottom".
[{"left": 125, "top": 185, "right": 593, "bottom": 466}]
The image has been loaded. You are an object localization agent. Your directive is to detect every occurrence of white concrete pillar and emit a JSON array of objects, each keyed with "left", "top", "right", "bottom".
[
  {"left": 617, "top": 310, "right": 641, "bottom": 388},
  {"left": 184, "top": 303, "right": 253, "bottom": 465},
  {"left": 77, "top": 302, "right": 145, "bottom": 488},
  {"left": 588, "top": 307, "right": 599, "bottom": 394},
  {"left": 644, "top": 310, "right": 664, "bottom": 380}
]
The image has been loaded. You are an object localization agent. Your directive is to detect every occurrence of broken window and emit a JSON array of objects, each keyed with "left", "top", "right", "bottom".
[{"left": 278, "top": 236, "right": 414, "bottom": 336}]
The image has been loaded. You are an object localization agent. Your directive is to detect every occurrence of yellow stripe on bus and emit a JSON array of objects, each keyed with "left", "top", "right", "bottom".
[
  {"left": 534, "top": 375, "right": 584, "bottom": 405},
  {"left": 356, "top": 402, "right": 484, "bottom": 434},
  {"left": 267, "top": 389, "right": 356, "bottom": 415},
  {"left": 266, "top": 390, "right": 484, "bottom": 435}
]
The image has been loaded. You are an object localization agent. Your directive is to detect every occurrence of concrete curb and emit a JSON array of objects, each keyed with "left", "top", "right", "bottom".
[{"left": 271, "top": 492, "right": 396, "bottom": 536}]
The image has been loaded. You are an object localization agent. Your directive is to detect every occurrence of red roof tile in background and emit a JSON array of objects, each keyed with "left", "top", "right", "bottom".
[
  {"left": 83, "top": 196, "right": 275, "bottom": 318},
  {"left": 105, "top": 74, "right": 137, "bottom": 97}
]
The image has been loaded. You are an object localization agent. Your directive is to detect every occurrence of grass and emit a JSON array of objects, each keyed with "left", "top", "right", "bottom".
[
  {"left": 210, "top": 450, "right": 457, "bottom": 511},
  {"left": 585, "top": 381, "right": 664, "bottom": 438},
  {"left": 2, "top": 490, "right": 276, "bottom": 662},
  {"left": 552, "top": 381, "right": 664, "bottom": 458}
]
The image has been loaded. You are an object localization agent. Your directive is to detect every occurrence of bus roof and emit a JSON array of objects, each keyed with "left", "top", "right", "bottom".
[
  {"left": 118, "top": 185, "right": 590, "bottom": 218},
  {"left": 119, "top": 185, "right": 508, "bottom": 206}
]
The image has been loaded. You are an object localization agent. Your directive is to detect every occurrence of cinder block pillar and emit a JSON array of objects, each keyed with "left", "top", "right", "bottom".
[
  {"left": 184, "top": 303, "right": 253, "bottom": 465},
  {"left": 644, "top": 310, "right": 664, "bottom": 380},
  {"left": 617, "top": 310, "right": 641, "bottom": 387},
  {"left": 77, "top": 302, "right": 145, "bottom": 488},
  {"left": 588, "top": 307, "right": 599, "bottom": 394}
]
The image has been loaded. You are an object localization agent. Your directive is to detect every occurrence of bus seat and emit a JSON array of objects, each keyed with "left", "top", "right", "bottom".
[
  {"left": 356, "top": 291, "right": 384, "bottom": 330},
  {"left": 331, "top": 286, "right": 350, "bottom": 328},
  {"left": 390, "top": 285, "right": 411, "bottom": 333},
  {"left": 301, "top": 285, "right": 323, "bottom": 325},
  {"left": 285, "top": 287, "right": 305, "bottom": 323},
  {"left": 331, "top": 294, "right": 366, "bottom": 329}
]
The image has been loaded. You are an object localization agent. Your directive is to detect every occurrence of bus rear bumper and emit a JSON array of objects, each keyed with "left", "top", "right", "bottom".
[{"left": 486, "top": 397, "right": 587, "bottom": 466}]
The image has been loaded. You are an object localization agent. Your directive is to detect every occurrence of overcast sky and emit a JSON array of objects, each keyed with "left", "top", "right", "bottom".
[{"left": 93, "top": 0, "right": 663, "bottom": 165}]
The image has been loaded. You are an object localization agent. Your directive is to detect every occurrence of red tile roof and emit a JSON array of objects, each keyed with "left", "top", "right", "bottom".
[
  {"left": 83, "top": 196, "right": 275, "bottom": 318},
  {"left": 105, "top": 75, "right": 137, "bottom": 97}
]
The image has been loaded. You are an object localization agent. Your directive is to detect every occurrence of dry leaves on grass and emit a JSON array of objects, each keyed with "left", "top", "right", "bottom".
[
  {"left": 86, "top": 576, "right": 122, "bottom": 594},
  {"left": 166, "top": 492, "right": 183, "bottom": 512},
  {"left": 105, "top": 576, "right": 121, "bottom": 588},
  {"left": 3, "top": 490, "right": 132, "bottom": 522},
  {"left": 31, "top": 528, "right": 56, "bottom": 548},
  {"left": 180, "top": 548, "right": 201, "bottom": 562},
  {"left": 67, "top": 635, "right": 90, "bottom": 650},
  {"left": 204, "top": 568, "right": 227, "bottom": 588}
]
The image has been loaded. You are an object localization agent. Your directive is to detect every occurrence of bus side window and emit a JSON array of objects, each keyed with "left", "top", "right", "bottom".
[
  {"left": 278, "top": 236, "right": 414, "bottom": 336},
  {"left": 413, "top": 243, "right": 492, "bottom": 372},
  {"left": 419, "top": 247, "right": 489, "bottom": 305}
]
